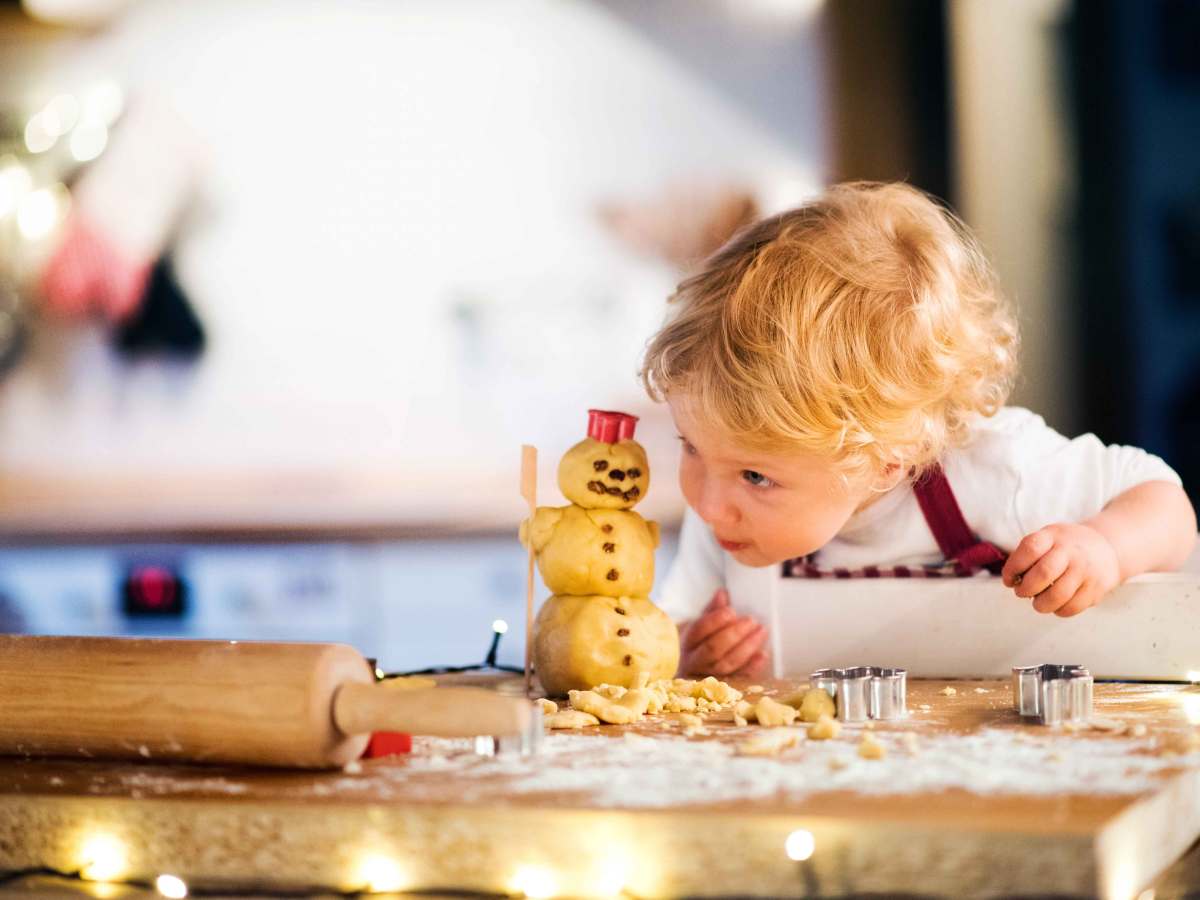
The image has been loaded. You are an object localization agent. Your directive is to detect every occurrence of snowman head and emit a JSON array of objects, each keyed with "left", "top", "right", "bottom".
[{"left": 557, "top": 410, "right": 649, "bottom": 510}]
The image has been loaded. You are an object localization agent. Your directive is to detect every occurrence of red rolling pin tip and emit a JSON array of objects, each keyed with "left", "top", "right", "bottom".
[
  {"left": 586, "top": 409, "right": 639, "bottom": 444},
  {"left": 363, "top": 732, "right": 413, "bottom": 758}
]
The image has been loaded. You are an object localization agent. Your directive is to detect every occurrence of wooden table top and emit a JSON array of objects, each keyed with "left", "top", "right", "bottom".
[{"left": 1, "top": 676, "right": 1199, "bottom": 899}]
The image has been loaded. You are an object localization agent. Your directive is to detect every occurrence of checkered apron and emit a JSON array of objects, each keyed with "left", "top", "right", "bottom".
[{"left": 781, "top": 464, "right": 1008, "bottom": 579}]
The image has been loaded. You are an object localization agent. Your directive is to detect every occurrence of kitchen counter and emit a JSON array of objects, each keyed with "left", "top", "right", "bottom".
[{"left": 2, "top": 677, "right": 1200, "bottom": 898}]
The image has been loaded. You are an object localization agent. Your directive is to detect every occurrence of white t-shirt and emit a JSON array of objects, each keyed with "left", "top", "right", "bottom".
[{"left": 657, "top": 407, "right": 1184, "bottom": 623}]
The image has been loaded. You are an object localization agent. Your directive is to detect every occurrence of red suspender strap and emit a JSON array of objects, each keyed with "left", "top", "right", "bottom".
[{"left": 912, "top": 464, "right": 1007, "bottom": 575}]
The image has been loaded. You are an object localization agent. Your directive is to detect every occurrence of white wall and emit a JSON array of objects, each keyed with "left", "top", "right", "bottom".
[{"left": 0, "top": 0, "right": 823, "bottom": 532}]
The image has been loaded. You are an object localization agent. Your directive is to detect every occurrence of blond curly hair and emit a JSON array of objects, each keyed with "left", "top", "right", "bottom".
[{"left": 641, "top": 182, "right": 1019, "bottom": 483}]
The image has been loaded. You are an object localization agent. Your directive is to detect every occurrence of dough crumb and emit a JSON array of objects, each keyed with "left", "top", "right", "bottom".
[
  {"left": 798, "top": 688, "right": 836, "bottom": 723},
  {"left": 973, "top": 687, "right": 990, "bottom": 694},
  {"left": 678, "top": 713, "right": 704, "bottom": 728},
  {"left": 745, "top": 684, "right": 765, "bottom": 694},
  {"left": 1088, "top": 716, "right": 1126, "bottom": 734},
  {"left": 737, "top": 728, "right": 802, "bottom": 757},
  {"left": 808, "top": 714, "right": 841, "bottom": 741},
  {"left": 918, "top": 704, "right": 932, "bottom": 711},
  {"left": 901, "top": 732, "right": 919, "bottom": 754},
  {"left": 547, "top": 709, "right": 601, "bottom": 729},
  {"left": 754, "top": 696, "right": 798, "bottom": 728},
  {"left": 536, "top": 698, "right": 558, "bottom": 716},
  {"left": 1130, "top": 723, "right": 1148, "bottom": 738},
  {"left": 828, "top": 756, "right": 849, "bottom": 771},
  {"left": 343, "top": 760, "right": 363, "bottom": 774},
  {"left": 858, "top": 732, "right": 886, "bottom": 760},
  {"left": 939, "top": 686, "right": 958, "bottom": 697}
]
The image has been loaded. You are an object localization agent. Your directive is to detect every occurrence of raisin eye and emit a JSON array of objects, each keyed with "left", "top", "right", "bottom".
[
  {"left": 627, "top": 467, "right": 642, "bottom": 478},
  {"left": 593, "top": 460, "right": 609, "bottom": 472}
]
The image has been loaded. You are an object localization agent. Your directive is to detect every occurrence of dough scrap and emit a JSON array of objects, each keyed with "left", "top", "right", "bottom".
[
  {"left": 546, "top": 709, "right": 601, "bottom": 729},
  {"left": 568, "top": 688, "right": 652, "bottom": 725},
  {"left": 858, "top": 732, "right": 886, "bottom": 760},
  {"left": 563, "top": 676, "right": 742, "bottom": 727},
  {"left": 939, "top": 686, "right": 958, "bottom": 697},
  {"left": 536, "top": 698, "right": 558, "bottom": 716},
  {"left": 798, "top": 689, "right": 836, "bottom": 723},
  {"left": 738, "top": 728, "right": 803, "bottom": 757},
  {"left": 754, "top": 696, "right": 798, "bottom": 727},
  {"left": 807, "top": 714, "right": 841, "bottom": 740}
]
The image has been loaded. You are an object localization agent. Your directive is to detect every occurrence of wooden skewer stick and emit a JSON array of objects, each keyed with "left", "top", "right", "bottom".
[{"left": 520, "top": 444, "right": 538, "bottom": 696}]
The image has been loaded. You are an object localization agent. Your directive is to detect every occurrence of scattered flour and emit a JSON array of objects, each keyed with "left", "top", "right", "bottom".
[{"left": 389, "top": 730, "right": 1194, "bottom": 808}]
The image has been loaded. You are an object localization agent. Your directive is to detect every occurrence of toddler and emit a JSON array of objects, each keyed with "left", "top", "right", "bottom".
[{"left": 640, "top": 182, "right": 1197, "bottom": 678}]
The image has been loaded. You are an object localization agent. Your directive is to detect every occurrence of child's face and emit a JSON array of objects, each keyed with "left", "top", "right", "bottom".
[{"left": 668, "top": 395, "right": 894, "bottom": 568}]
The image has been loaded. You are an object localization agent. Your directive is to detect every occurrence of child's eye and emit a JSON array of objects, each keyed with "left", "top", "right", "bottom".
[
  {"left": 677, "top": 435, "right": 697, "bottom": 456},
  {"left": 742, "top": 469, "right": 775, "bottom": 488}
]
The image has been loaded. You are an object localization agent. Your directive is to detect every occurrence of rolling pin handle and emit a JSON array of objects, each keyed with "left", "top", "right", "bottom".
[{"left": 332, "top": 682, "right": 533, "bottom": 739}]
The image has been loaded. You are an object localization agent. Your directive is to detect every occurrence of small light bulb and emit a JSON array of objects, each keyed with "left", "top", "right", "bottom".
[
  {"left": 80, "top": 833, "right": 126, "bottom": 881},
  {"left": 354, "top": 854, "right": 406, "bottom": 893},
  {"left": 785, "top": 828, "right": 815, "bottom": 861},
  {"left": 156, "top": 874, "right": 188, "bottom": 898},
  {"left": 375, "top": 667, "right": 385, "bottom": 680},
  {"left": 43, "top": 94, "right": 80, "bottom": 136},
  {"left": 69, "top": 122, "right": 108, "bottom": 162},
  {"left": 492, "top": 619, "right": 509, "bottom": 635},
  {"left": 24, "top": 113, "right": 56, "bottom": 154},
  {"left": 17, "top": 185, "right": 67, "bottom": 241},
  {"left": 0, "top": 159, "right": 32, "bottom": 219},
  {"left": 510, "top": 865, "right": 557, "bottom": 899}
]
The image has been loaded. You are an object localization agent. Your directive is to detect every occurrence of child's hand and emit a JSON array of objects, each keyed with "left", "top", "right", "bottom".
[
  {"left": 1001, "top": 523, "right": 1122, "bottom": 617},
  {"left": 678, "top": 588, "right": 769, "bottom": 678}
]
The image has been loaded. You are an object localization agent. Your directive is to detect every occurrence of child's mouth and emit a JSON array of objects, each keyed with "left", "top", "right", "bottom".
[{"left": 717, "top": 538, "right": 750, "bottom": 552}]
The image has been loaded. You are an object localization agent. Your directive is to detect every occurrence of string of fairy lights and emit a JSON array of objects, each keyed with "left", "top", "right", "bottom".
[{"left": 378, "top": 618, "right": 523, "bottom": 679}]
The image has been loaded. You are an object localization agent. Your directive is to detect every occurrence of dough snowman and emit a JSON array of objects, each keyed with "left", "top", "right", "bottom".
[{"left": 522, "top": 410, "right": 679, "bottom": 696}]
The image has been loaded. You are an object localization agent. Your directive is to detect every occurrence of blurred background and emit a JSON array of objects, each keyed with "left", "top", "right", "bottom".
[{"left": 0, "top": 0, "right": 1195, "bottom": 671}]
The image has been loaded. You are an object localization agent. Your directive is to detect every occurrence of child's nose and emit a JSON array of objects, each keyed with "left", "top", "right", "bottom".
[{"left": 695, "top": 483, "right": 739, "bottom": 528}]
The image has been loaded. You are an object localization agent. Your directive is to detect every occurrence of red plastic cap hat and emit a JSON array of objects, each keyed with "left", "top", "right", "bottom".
[
  {"left": 363, "top": 732, "right": 413, "bottom": 758},
  {"left": 587, "top": 409, "right": 638, "bottom": 443}
]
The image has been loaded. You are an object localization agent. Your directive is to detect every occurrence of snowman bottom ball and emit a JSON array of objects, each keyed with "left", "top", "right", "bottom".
[{"left": 533, "top": 593, "right": 680, "bottom": 696}]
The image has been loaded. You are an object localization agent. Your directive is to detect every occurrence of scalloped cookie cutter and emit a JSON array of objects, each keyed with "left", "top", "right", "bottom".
[
  {"left": 1012, "top": 664, "right": 1093, "bottom": 726},
  {"left": 811, "top": 666, "right": 907, "bottom": 722}
]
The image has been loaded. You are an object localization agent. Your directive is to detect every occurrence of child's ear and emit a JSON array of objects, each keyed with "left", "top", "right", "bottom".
[{"left": 872, "top": 462, "right": 907, "bottom": 493}]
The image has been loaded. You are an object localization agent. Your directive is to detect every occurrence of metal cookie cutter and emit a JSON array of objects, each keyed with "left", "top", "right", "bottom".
[
  {"left": 1012, "top": 664, "right": 1093, "bottom": 726},
  {"left": 810, "top": 667, "right": 907, "bottom": 722}
]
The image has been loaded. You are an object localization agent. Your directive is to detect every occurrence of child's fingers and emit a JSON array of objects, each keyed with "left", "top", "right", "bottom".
[
  {"left": 1054, "top": 580, "right": 1100, "bottom": 618},
  {"left": 708, "top": 588, "right": 730, "bottom": 610},
  {"left": 1002, "top": 529, "right": 1055, "bottom": 587},
  {"left": 692, "top": 619, "right": 762, "bottom": 671},
  {"left": 708, "top": 626, "right": 768, "bottom": 676},
  {"left": 730, "top": 650, "right": 769, "bottom": 680},
  {"left": 1013, "top": 547, "right": 1070, "bottom": 598},
  {"left": 1031, "top": 566, "right": 1084, "bottom": 614},
  {"left": 682, "top": 606, "right": 737, "bottom": 650}
]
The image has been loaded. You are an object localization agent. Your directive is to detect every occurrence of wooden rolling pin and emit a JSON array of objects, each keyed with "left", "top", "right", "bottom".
[{"left": 0, "top": 635, "right": 533, "bottom": 769}]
